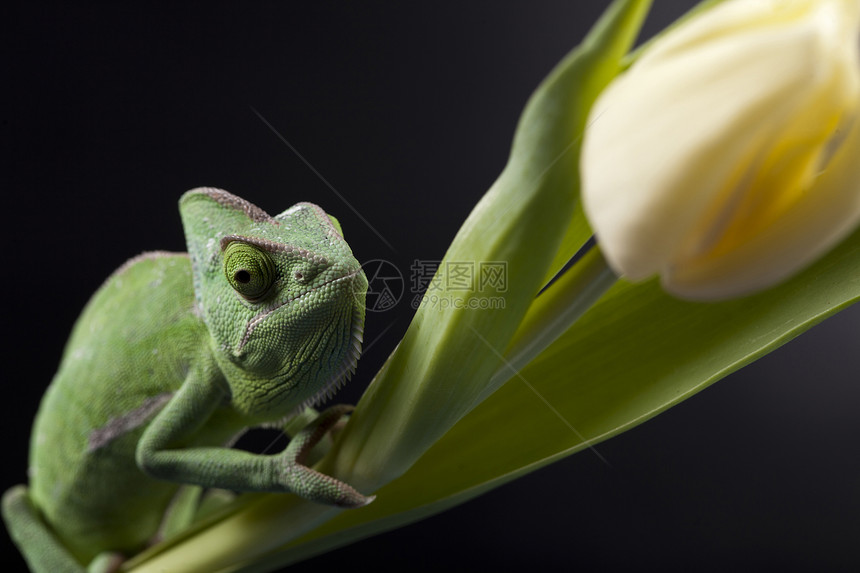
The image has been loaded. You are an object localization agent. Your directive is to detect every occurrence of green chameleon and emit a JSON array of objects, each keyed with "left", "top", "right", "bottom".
[{"left": 2, "top": 187, "right": 372, "bottom": 572}]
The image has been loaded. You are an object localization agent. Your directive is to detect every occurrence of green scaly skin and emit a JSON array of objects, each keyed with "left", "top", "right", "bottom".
[{"left": 1, "top": 188, "right": 371, "bottom": 572}]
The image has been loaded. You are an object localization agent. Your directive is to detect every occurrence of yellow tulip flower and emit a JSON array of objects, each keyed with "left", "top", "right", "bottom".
[{"left": 581, "top": 0, "right": 860, "bottom": 299}]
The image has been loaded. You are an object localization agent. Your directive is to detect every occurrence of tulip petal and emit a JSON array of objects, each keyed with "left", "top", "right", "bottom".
[
  {"left": 666, "top": 101, "right": 860, "bottom": 298},
  {"left": 581, "top": 0, "right": 860, "bottom": 295},
  {"left": 663, "top": 1, "right": 860, "bottom": 298}
]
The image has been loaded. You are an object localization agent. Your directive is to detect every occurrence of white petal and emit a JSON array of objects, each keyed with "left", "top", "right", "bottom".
[
  {"left": 581, "top": 0, "right": 859, "bottom": 284},
  {"left": 664, "top": 100, "right": 860, "bottom": 299}
]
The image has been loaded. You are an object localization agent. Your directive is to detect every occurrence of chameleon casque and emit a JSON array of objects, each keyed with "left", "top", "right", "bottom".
[{"left": 2, "top": 188, "right": 371, "bottom": 572}]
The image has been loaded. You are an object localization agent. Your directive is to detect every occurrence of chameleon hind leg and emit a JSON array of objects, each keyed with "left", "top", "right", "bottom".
[{"left": 2, "top": 485, "right": 122, "bottom": 573}]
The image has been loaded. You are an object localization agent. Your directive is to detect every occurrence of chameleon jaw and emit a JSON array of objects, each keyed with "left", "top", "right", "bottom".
[{"left": 298, "top": 300, "right": 365, "bottom": 412}]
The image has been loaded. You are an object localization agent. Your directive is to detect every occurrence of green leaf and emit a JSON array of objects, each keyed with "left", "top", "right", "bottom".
[{"left": 268, "top": 224, "right": 860, "bottom": 568}]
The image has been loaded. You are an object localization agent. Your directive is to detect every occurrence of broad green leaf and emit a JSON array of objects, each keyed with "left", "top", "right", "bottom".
[
  {"left": 321, "top": 0, "right": 652, "bottom": 493},
  {"left": 264, "top": 223, "right": 860, "bottom": 568}
]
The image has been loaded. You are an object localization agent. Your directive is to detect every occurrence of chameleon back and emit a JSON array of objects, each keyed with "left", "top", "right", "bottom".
[{"left": 28, "top": 252, "right": 218, "bottom": 561}]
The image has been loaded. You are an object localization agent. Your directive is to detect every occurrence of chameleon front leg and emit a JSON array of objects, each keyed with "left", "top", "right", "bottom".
[
  {"left": 279, "top": 404, "right": 375, "bottom": 506},
  {"left": 2, "top": 486, "right": 121, "bottom": 573},
  {"left": 136, "top": 373, "right": 372, "bottom": 508}
]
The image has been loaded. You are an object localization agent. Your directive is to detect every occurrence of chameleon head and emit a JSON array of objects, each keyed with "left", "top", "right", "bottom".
[{"left": 179, "top": 188, "right": 368, "bottom": 420}]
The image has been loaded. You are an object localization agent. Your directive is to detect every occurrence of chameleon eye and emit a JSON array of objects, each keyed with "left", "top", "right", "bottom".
[{"left": 223, "top": 242, "right": 275, "bottom": 301}]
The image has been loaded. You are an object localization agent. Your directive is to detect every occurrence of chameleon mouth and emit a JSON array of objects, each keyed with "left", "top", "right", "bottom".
[{"left": 237, "top": 268, "right": 362, "bottom": 353}]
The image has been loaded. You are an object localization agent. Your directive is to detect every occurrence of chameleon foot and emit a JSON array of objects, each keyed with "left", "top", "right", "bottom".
[{"left": 282, "top": 405, "right": 374, "bottom": 508}]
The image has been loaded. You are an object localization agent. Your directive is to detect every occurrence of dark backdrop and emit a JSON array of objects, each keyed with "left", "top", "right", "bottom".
[{"left": 4, "top": 2, "right": 859, "bottom": 571}]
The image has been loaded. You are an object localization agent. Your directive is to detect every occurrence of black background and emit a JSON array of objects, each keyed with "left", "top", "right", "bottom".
[{"left": 4, "top": 2, "right": 860, "bottom": 571}]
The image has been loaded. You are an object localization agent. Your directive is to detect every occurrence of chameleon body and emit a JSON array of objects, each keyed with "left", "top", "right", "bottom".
[{"left": 2, "top": 188, "right": 370, "bottom": 572}]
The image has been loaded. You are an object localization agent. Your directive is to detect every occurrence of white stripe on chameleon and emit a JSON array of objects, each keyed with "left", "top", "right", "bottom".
[{"left": 87, "top": 393, "right": 174, "bottom": 452}]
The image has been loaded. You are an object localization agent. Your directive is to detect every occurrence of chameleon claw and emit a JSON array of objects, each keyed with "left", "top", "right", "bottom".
[
  {"left": 286, "top": 404, "right": 354, "bottom": 466},
  {"left": 282, "top": 405, "right": 374, "bottom": 508}
]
